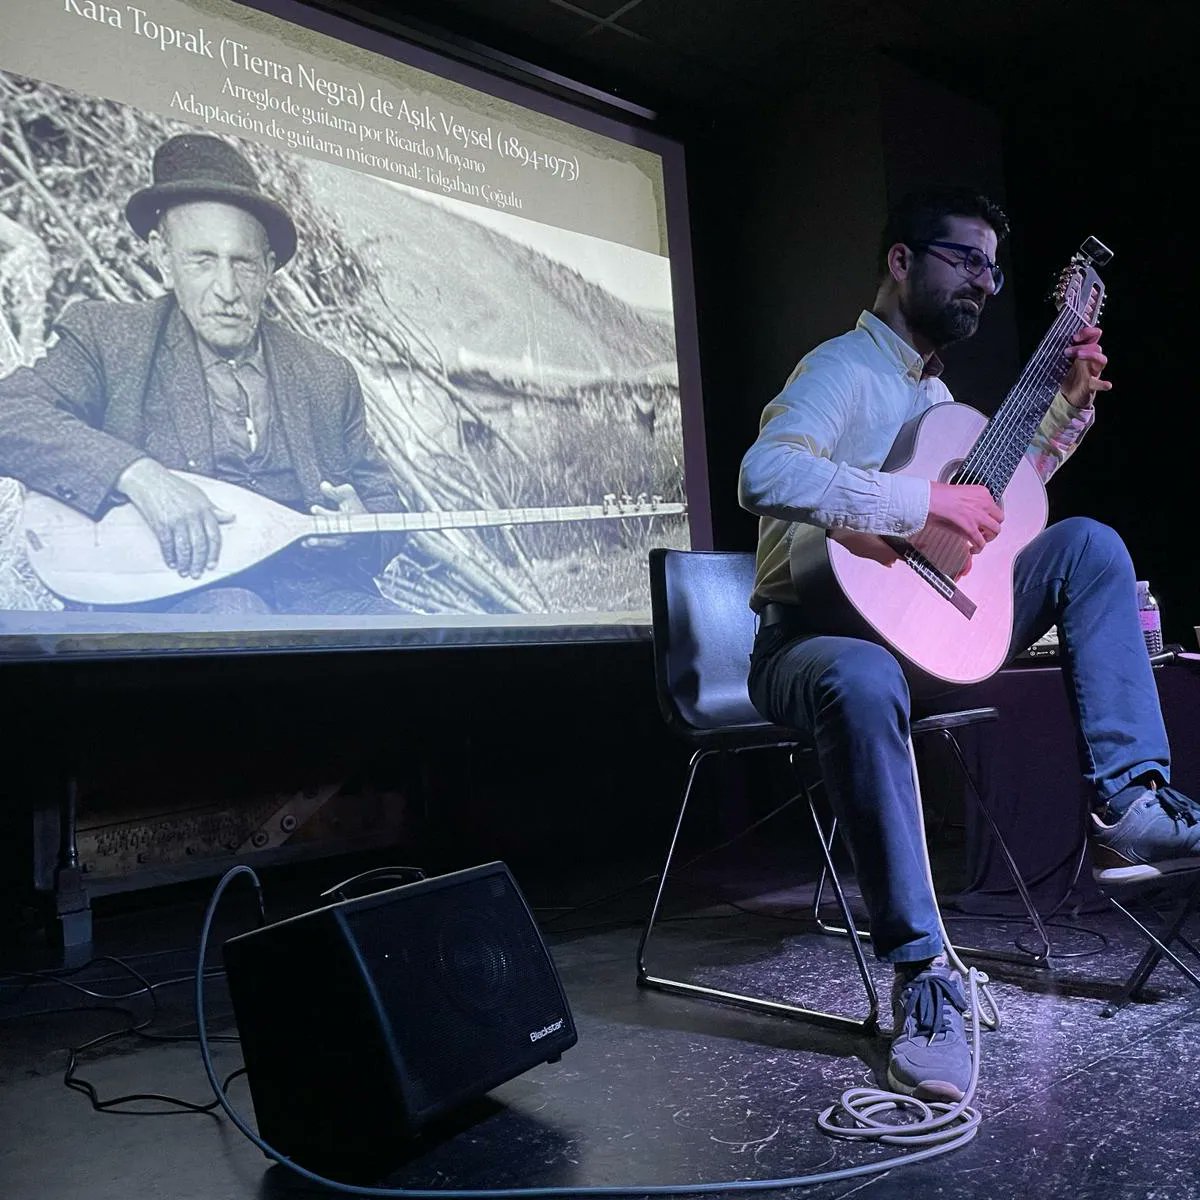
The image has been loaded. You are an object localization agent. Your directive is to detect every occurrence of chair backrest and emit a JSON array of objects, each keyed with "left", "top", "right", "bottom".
[{"left": 648, "top": 548, "right": 771, "bottom": 739}]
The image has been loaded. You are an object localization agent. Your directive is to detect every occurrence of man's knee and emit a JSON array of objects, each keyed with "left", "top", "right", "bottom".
[
  {"left": 815, "top": 641, "right": 909, "bottom": 719},
  {"left": 1054, "top": 516, "right": 1133, "bottom": 575}
]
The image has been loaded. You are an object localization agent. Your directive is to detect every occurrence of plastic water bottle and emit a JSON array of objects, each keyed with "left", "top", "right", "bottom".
[{"left": 1136, "top": 580, "right": 1163, "bottom": 655}]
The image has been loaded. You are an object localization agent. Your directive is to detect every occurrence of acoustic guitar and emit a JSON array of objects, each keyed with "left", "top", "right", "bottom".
[
  {"left": 20, "top": 472, "right": 685, "bottom": 606},
  {"left": 788, "top": 237, "right": 1112, "bottom": 686}
]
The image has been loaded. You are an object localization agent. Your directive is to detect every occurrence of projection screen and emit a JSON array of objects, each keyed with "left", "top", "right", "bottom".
[{"left": 0, "top": 0, "right": 708, "bottom": 659}]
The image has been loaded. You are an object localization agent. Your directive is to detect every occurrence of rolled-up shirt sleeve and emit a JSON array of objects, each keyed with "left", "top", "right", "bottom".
[
  {"left": 1027, "top": 391, "right": 1095, "bottom": 482},
  {"left": 738, "top": 359, "right": 930, "bottom": 537}
]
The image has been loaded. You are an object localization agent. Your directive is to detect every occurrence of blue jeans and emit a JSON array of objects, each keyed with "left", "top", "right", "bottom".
[{"left": 747, "top": 517, "right": 1170, "bottom": 963}]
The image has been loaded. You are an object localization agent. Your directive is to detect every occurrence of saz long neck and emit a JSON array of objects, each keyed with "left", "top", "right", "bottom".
[
  {"left": 309, "top": 500, "right": 687, "bottom": 536},
  {"left": 954, "top": 303, "right": 1087, "bottom": 501}
]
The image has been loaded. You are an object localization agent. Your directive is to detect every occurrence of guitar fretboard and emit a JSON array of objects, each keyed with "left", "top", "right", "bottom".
[{"left": 957, "top": 305, "right": 1084, "bottom": 500}]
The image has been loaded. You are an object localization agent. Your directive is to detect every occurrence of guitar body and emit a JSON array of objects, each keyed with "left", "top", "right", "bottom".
[
  {"left": 790, "top": 402, "right": 1049, "bottom": 686},
  {"left": 21, "top": 473, "right": 311, "bottom": 606}
]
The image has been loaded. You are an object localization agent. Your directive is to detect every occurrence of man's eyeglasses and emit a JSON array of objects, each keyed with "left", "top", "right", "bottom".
[{"left": 911, "top": 240, "right": 1005, "bottom": 294}]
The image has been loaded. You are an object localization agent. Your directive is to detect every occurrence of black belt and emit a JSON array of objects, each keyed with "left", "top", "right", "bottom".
[{"left": 759, "top": 601, "right": 805, "bottom": 628}]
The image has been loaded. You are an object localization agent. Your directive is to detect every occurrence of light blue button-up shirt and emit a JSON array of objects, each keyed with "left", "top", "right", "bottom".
[{"left": 738, "top": 310, "right": 1094, "bottom": 609}]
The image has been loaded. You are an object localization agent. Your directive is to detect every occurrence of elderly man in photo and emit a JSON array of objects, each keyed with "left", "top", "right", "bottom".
[{"left": 0, "top": 131, "right": 403, "bottom": 615}]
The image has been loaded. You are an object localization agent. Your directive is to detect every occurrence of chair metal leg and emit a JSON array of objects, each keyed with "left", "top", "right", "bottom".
[
  {"left": 804, "top": 783, "right": 879, "bottom": 1027},
  {"left": 636, "top": 744, "right": 715, "bottom": 982},
  {"left": 938, "top": 729, "right": 1053, "bottom": 967},
  {"left": 809, "top": 809, "right": 870, "bottom": 941},
  {"left": 807, "top": 727, "right": 1052, "bottom": 969},
  {"left": 637, "top": 744, "right": 880, "bottom": 1034},
  {"left": 1100, "top": 874, "right": 1200, "bottom": 1017}
]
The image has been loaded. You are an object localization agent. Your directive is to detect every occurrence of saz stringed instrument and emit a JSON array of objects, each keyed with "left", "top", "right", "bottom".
[
  {"left": 789, "top": 237, "right": 1112, "bottom": 686},
  {"left": 20, "top": 472, "right": 686, "bottom": 606}
]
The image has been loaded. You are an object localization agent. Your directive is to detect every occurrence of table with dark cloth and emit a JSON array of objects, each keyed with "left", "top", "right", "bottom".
[{"left": 926, "top": 656, "right": 1200, "bottom": 916}]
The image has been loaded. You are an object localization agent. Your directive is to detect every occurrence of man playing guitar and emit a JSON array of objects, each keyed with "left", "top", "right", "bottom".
[{"left": 739, "top": 185, "right": 1200, "bottom": 1102}]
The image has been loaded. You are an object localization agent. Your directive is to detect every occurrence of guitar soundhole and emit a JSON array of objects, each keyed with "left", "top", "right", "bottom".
[{"left": 939, "top": 458, "right": 1004, "bottom": 513}]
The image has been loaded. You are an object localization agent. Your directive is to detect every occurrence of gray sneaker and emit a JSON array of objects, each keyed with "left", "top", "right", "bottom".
[
  {"left": 887, "top": 958, "right": 971, "bottom": 1101},
  {"left": 1091, "top": 786, "right": 1200, "bottom": 885}
]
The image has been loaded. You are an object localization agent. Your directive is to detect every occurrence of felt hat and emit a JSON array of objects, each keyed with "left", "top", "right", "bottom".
[{"left": 126, "top": 133, "right": 296, "bottom": 267}]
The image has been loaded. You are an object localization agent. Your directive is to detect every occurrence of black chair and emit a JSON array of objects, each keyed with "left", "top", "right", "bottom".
[{"left": 635, "top": 547, "right": 1050, "bottom": 1034}]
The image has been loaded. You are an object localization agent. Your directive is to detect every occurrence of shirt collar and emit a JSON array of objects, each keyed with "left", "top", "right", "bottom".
[
  {"left": 196, "top": 331, "right": 266, "bottom": 377},
  {"left": 856, "top": 310, "right": 944, "bottom": 381}
]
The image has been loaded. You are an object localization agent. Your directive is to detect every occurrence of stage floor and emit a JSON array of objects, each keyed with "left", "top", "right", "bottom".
[{"left": 3, "top": 842, "right": 1199, "bottom": 1200}]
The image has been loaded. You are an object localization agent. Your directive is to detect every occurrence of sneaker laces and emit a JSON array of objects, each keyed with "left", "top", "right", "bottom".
[
  {"left": 1157, "top": 786, "right": 1200, "bottom": 825},
  {"left": 899, "top": 973, "right": 968, "bottom": 1043}
]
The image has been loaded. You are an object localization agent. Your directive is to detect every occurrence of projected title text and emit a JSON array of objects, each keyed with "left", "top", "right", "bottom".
[{"left": 62, "top": 0, "right": 582, "bottom": 211}]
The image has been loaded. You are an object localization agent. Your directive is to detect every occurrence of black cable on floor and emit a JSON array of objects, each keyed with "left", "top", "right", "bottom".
[{"left": 2, "top": 951, "right": 244, "bottom": 1115}]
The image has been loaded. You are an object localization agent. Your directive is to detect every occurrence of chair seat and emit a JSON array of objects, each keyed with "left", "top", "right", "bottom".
[
  {"left": 912, "top": 707, "right": 998, "bottom": 735},
  {"left": 683, "top": 707, "right": 999, "bottom": 751},
  {"left": 680, "top": 722, "right": 804, "bottom": 750}
]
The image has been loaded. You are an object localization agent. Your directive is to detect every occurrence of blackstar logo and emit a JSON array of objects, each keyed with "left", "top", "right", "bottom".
[{"left": 529, "top": 1018, "right": 565, "bottom": 1043}]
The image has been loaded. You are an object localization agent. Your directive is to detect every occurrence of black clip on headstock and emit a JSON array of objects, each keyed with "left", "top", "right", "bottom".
[{"left": 1079, "top": 236, "right": 1114, "bottom": 267}]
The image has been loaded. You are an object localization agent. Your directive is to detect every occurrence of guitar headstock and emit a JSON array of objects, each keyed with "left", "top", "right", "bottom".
[{"left": 1051, "top": 236, "right": 1113, "bottom": 324}]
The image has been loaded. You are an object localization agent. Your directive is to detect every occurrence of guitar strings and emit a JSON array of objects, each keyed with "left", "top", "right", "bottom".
[
  {"left": 944, "top": 295, "right": 1085, "bottom": 561},
  {"left": 963, "top": 296, "right": 1088, "bottom": 483},
  {"left": 975, "top": 280, "right": 1097, "bottom": 473},
  {"left": 914, "top": 289, "right": 1092, "bottom": 576},
  {"left": 961, "top": 297, "right": 1087, "bottom": 488},
  {"left": 919, "top": 303, "right": 1077, "bottom": 572},
  {"left": 960, "top": 306, "right": 1078, "bottom": 487},
  {"left": 910, "top": 308, "right": 1066, "bottom": 572}
]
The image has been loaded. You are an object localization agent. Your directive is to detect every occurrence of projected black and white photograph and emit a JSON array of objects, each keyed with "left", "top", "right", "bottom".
[{"left": 0, "top": 66, "right": 690, "bottom": 641}]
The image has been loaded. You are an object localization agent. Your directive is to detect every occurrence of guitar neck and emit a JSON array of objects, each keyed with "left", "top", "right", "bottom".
[
  {"left": 958, "top": 300, "right": 1089, "bottom": 499},
  {"left": 312, "top": 500, "right": 687, "bottom": 536}
]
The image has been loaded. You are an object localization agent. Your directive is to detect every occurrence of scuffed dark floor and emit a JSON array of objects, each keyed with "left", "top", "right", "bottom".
[{"left": 3, "top": 837, "right": 1200, "bottom": 1200}]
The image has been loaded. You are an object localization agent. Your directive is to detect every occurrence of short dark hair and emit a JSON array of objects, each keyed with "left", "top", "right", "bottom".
[{"left": 878, "top": 186, "right": 1010, "bottom": 276}]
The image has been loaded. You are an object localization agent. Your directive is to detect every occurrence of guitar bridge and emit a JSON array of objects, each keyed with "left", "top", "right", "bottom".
[{"left": 898, "top": 543, "right": 977, "bottom": 620}]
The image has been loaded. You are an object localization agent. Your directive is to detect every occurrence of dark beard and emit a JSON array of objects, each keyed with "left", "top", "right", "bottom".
[{"left": 907, "top": 295, "right": 983, "bottom": 349}]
